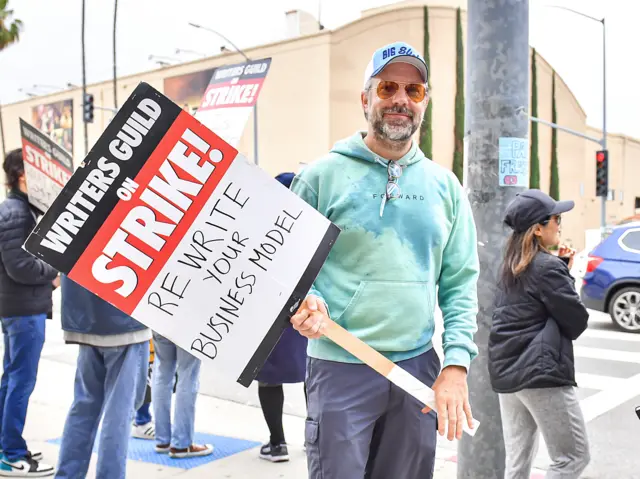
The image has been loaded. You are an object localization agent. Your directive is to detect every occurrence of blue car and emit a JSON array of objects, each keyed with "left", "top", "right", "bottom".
[{"left": 580, "top": 221, "right": 640, "bottom": 332}]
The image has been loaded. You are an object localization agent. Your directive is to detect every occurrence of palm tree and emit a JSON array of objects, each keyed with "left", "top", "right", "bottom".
[
  {"left": 0, "top": 0, "right": 23, "bottom": 159},
  {"left": 0, "top": 0, "right": 23, "bottom": 50}
]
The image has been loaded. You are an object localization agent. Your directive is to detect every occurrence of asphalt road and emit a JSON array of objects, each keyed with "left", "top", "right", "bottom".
[{"left": 572, "top": 310, "right": 640, "bottom": 479}]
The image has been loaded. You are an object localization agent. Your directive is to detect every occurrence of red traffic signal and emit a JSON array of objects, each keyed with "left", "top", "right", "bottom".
[{"left": 595, "top": 150, "right": 608, "bottom": 197}]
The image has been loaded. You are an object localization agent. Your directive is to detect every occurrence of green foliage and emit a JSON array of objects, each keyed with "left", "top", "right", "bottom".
[
  {"left": 452, "top": 7, "right": 464, "bottom": 184},
  {"left": 529, "top": 48, "right": 540, "bottom": 189},
  {"left": 0, "top": 0, "right": 23, "bottom": 50},
  {"left": 550, "top": 72, "right": 560, "bottom": 200},
  {"left": 419, "top": 6, "right": 433, "bottom": 159}
]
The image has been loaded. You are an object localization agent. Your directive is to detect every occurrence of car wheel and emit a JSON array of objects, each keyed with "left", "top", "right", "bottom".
[{"left": 608, "top": 287, "right": 640, "bottom": 333}]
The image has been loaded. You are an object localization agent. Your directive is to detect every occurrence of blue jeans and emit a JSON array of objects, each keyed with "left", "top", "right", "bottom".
[
  {"left": 135, "top": 403, "right": 152, "bottom": 426},
  {"left": 55, "top": 342, "right": 148, "bottom": 479},
  {"left": 0, "top": 315, "right": 46, "bottom": 462},
  {"left": 151, "top": 333, "right": 201, "bottom": 449}
]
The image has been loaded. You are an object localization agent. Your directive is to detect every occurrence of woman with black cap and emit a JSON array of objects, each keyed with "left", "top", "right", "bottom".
[{"left": 488, "top": 189, "right": 590, "bottom": 479}]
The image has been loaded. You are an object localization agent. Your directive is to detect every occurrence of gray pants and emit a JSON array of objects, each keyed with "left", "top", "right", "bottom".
[
  {"left": 305, "top": 348, "right": 440, "bottom": 479},
  {"left": 499, "top": 387, "right": 590, "bottom": 479}
]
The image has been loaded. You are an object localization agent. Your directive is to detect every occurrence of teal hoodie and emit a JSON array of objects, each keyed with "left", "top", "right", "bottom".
[{"left": 290, "top": 132, "right": 479, "bottom": 369}]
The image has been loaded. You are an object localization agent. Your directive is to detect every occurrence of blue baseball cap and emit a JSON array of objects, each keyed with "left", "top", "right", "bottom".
[{"left": 363, "top": 41, "right": 429, "bottom": 88}]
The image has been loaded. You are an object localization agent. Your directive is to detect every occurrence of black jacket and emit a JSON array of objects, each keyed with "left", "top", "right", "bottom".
[
  {"left": 488, "top": 251, "right": 589, "bottom": 393},
  {"left": 0, "top": 190, "right": 58, "bottom": 318}
]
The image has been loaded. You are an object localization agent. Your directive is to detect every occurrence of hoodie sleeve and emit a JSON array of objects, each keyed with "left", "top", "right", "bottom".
[
  {"left": 290, "top": 173, "right": 331, "bottom": 315},
  {"left": 437, "top": 182, "right": 480, "bottom": 371}
]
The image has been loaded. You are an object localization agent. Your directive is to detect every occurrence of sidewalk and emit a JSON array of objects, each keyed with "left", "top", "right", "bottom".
[
  {"left": 11, "top": 295, "right": 548, "bottom": 478},
  {"left": 23, "top": 334, "right": 464, "bottom": 478}
]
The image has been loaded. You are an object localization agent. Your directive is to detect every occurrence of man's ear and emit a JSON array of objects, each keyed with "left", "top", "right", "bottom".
[{"left": 361, "top": 91, "right": 369, "bottom": 120}]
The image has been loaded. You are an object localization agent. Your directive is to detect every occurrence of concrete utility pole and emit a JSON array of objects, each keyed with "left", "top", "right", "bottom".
[{"left": 458, "top": 0, "right": 530, "bottom": 477}]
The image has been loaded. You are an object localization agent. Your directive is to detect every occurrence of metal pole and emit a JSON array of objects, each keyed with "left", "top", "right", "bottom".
[
  {"left": 600, "top": 17, "right": 607, "bottom": 236},
  {"left": 82, "top": 0, "right": 88, "bottom": 156},
  {"left": 529, "top": 115, "right": 602, "bottom": 145},
  {"left": 113, "top": 0, "right": 118, "bottom": 109},
  {"left": 458, "top": 0, "right": 529, "bottom": 477}
]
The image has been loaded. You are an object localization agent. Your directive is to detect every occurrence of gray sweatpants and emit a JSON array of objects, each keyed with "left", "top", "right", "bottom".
[
  {"left": 305, "top": 348, "right": 441, "bottom": 479},
  {"left": 499, "top": 386, "right": 590, "bottom": 479}
]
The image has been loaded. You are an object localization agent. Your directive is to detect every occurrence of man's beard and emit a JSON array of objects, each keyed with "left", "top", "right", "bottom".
[{"left": 370, "top": 105, "right": 422, "bottom": 143}]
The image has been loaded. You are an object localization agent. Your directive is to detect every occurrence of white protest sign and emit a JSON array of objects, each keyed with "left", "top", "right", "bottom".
[
  {"left": 24, "top": 82, "right": 339, "bottom": 386},
  {"left": 19, "top": 119, "right": 73, "bottom": 213},
  {"left": 195, "top": 58, "right": 271, "bottom": 149}
]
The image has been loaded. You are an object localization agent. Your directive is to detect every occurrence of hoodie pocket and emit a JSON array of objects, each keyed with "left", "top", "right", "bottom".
[{"left": 336, "top": 280, "right": 434, "bottom": 352}]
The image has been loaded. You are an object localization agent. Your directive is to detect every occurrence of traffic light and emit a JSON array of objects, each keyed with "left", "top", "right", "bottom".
[
  {"left": 83, "top": 93, "right": 94, "bottom": 123},
  {"left": 596, "top": 149, "right": 608, "bottom": 197}
]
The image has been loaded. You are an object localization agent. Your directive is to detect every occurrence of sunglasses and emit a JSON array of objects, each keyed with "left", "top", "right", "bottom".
[
  {"left": 375, "top": 80, "right": 427, "bottom": 103},
  {"left": 379, "top": 161, "right": 404, "bottom": 217},
  {"left": 541, "top": 215, "right": 562, "bottom": 226}
]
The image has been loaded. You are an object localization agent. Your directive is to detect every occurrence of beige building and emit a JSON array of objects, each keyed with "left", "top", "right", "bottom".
[{"left": 1, "top": 1, "right": 638, "bottom": 250}]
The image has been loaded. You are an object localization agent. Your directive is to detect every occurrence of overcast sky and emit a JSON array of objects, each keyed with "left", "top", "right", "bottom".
[{"left": 1, "top": 0, "right": 637, "bottom": 138}]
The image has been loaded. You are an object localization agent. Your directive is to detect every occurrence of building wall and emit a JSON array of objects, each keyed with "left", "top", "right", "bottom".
[{"left": 1, "top": 4, "right": 638, "bottom": 250}]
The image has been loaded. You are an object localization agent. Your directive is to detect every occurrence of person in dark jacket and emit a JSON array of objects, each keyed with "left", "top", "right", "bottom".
[
  {"left": 54, "top": 277, "right": 150, "bottom": 479},
  {"left": 488, "top": 189, "right": 590, "bottom": 479},
  {"left": 0, "top": 149, "right": 58, "bottom": 477},
  {"left": 255, "top": 172, "right": 308, "bottom": 463}
]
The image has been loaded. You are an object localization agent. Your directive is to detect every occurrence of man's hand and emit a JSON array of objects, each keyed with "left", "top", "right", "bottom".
[
  {"left": 421, "top": 365, "right": 473, "bottom": 441},
  {"left": 290, "top": 295, "right": 329, "bottom": 339},
  {"left": 52, "top": 275, "right": 61, "bottom": 289}
]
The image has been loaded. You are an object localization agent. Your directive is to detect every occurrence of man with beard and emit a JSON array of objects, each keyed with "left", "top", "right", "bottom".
[{"left": 290, "top": 42, "right": 480, "bottom": 479}]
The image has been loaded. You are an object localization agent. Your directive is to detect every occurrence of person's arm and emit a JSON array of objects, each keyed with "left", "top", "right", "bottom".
[
  {"left": 428, "top": 183, "right": 480, "bottom": 440},
  {"left": 539, "top": 257, "right": 589, "bottom": 340},
  {"left": 290, "top": 173, "right": 330, "bottom": 315},
  {"left": 0, "top": 214, "right": 58, "bottom": 285},
  {"left": 437, "top": 187, "right": 480, "bottom": 371}
]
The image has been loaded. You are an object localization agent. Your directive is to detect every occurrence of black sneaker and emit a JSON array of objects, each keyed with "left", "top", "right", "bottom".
[{"left": 259, "top": 442, "right": 289, "bottom": 463}]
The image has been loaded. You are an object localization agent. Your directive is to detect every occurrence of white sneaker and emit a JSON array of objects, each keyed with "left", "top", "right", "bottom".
[
  {"left": 0, "top": 456, "right": 54, "bottom": 477},
  {"left": 132, "top": 422, "right": 155, "bottom": 440},
  {"left": 169, "top": 444, "right": 214, "bottom": 459}
]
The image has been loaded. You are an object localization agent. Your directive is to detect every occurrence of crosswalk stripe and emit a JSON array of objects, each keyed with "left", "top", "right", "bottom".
[
  {"left": 574, "top": 346, "right": 640, "bottom": 364},
  {"left": 579, "top": 373, "right": 640, "bottom": 423},
  {"left": 581, "top": 328, "right": 640, "bottom": 342},
  {"left": 575, "top": 372, "right": 625, "bottom": 390}
]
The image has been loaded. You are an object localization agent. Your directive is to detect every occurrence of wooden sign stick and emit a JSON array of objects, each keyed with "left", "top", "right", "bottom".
[{"left": 321, "top": 317, "right": 480, "bottom": 437}]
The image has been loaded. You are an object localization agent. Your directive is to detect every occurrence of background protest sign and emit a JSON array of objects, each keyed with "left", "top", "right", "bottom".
[
  {"left": 19, "top": 119, "right": 73, "bottom": 213},
  {"left": 24, "top": 82, "right": 339, "bottom": 387},
  {"left": 194, "top": 58, "right": 271, "bottom": 148}
]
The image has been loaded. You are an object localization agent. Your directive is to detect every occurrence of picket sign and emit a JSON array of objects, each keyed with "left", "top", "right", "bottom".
[
  {"left": 19, "top": 119, "right": 73, "bottom": 213},
  {"left": 194, "top": 58, "right": 271, "bottom": 148},
  {"left": 23, "top": 82, "right": 338, "bottom": 386}
]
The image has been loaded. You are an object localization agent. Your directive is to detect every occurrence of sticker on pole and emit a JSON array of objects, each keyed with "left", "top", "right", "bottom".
[
  {"left": 194, "top": 58, "right": 271, "bottom": 148},
  {"left": 19, "top": 119, "right": 73, "bottom": 213},
  {"left": 23, "top": 82, "right": 340, "bottom": 387},
  {"left": 498, "top": 137, "right": 529, "bottom": 187}
]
